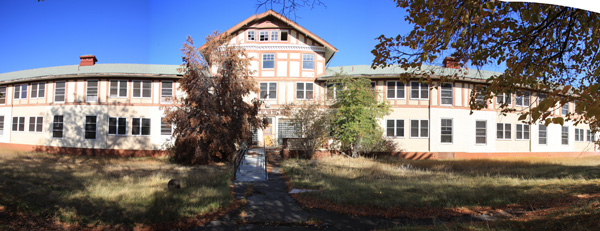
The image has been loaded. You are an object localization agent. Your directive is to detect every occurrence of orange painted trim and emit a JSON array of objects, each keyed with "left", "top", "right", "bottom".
[{"left": 0, "top": 143, "right": 168, "bottom": 157}]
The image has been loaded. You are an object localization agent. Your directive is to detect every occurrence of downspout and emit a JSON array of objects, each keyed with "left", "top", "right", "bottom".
[{"left": 428, "top": 87, "right": 431, "bottom": 152}]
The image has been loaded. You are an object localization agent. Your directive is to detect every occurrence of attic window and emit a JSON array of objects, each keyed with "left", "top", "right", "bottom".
[
  {"left": 281, "top": 31, "right": 288, "bottom": 41},
  {"left": 259, "top": 31, "right": 269, "bottom": 41},
  {"left": 271, "top": 31, "right": 279, "bottom": 41},
  {"left": 247, "top": 31, "right": 255, "bottom": 41}
]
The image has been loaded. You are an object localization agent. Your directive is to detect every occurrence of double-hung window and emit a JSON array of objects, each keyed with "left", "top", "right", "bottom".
[
  {"left": 302, "top": 54, "right": 314, "bottom": 69},
  {"left": 85, "top": 116, "right": 97, "bottom": 139},
  {"left": 575, "top": 128, "right": 585, "bottom": 142},
  {"left": 326, "top": 83, "right": 342, "bottom": 100},
  {"left": 516, "top": 124, "right": 530, "bottom": 140},
  {"left": 440, "top": 83, "right": 453, "bottom": 105},
  {"left": 296, "top": 82, "right": 313, "bottom": 100},
  {"left": 161, "top": 81, "right": 173, "bottom": 103},
  {"left": 86, "top": 80, "right": 98, "bottom": 102},
  {"left": 473, "top": 86, "right": 487, "bottom": 107},
  {"left": 386, "top": 81, "right": 405, "bottom": 99},
  {"left": 440, "top": 119, "right": 452, "bottom": 143},
  {"left": 410, "top": 120, "right": 428, "bottom": 138},
  {"left": 587, "top": 130, "right": 593, "bottom": 142},
  {"left": 0, "top": 116, "right": 4, "bottom": 135},
  {"left": 132, "top": 117, "right": 151, "bottom": 136},
  {"left": 161, "top": 118, "right": 172, "bottom": 135},
  {"left": 271, "top": 30, "right": 279, "bottom": 41},
  {"left": 52, "top": 115, "right": 63, "bottom": 138},
  {"left": 13, "top": 84, "right": 27, "bottom": 100},
  {"left": 259, "top": 31, "right": 269, "bottom": 41},
  {"left": 497, "top": 123, "right": 511, "bottom": 139},
  {"left": 12, "top": 117, "right": 25, "bottom": 132},
  {"left": 247, "top": 30, "right": 255, "bottom": 41},
  {"left": 108, "top": 117, "right": 127, "bottom": 135},
  {"left": 133, "top": 80, "right": 152, "bottom": 98},
  {"left": 262, "top": 54, "right": 274, "bottom": 69},
  {"left": 28, "top": 116, "right": 43, "bottom": 132},
  {"left": 30, "top": 82, "right": 45, "bottom": 98},
  {"left": 410, "top": 82, "right": 429, "bottom": 100},
  {"left": 260, "top": 82, "right": 276, "bottom": 99},
  {"left": 539, "top": 124, "right": 547, "bottom": 144},
  {"left": 497, "top": 93, "right": 511, "bottom": 106},
  {"left": 476, "top": 121, "right": 487, "bottom": 144},
  {"left": 0, "top": 86, "right": 6, "bottom": 104},
  {"left": 55, "top": 81, "right": 66, "bottom": 102},
  {"left": 515, "top": 91, "right": 530, "bottom": 107},
  {"left": 561, "top": 126, "right": 569, "bottom": 145},
  {"left": 109, "top": 80, "right": 128, "bottom": 98},
  {"left": 386, "top": 119, "right": 404, "bottom": 137},
  {"left": 561, "top": 103, "right": 569, "bottom": 115}
]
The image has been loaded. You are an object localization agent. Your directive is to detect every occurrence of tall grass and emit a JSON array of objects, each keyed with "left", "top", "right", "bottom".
[{"left": 0, "top": 151, "right": 232, "bottom": 228}]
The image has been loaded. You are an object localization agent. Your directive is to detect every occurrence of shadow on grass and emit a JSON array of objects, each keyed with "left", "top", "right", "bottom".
[{"left": 0, "top": 152, "right": 232, "bottom": 228}]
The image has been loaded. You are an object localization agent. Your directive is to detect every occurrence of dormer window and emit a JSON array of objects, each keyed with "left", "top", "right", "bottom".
[
  {"left": 271, "top": 31, "right": 279, "bottom": 41},
  {"left": 247, "top": 30, "right": 255, "bottom": 41},
  {"left": 259, "top": 31, "right": 269, "bottom": 41}
]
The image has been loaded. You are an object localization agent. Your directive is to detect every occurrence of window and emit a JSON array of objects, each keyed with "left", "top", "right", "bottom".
[
  {"left": 326, "top": 83, "right": 342, "bottom": 100},
  {"left": 86, "top": 80, "right": 98, "bottom": 102},
  {"left": 281, "top": 31, "right": 288, "bottom": 41},
  {"left": 161, "top": 118, "right": 172, "bottom": 135},
  {"left": 538, "top": 93, "right": 547, "bottom": 103},
  {"left": 441, "top": 119, "right": 452, "bottom": 143},
  {"left": 515, "top": 91, "right": 530, "bottom": 107},
  {"left": 13, "top": 84, "right": 27, "bottom": 99},
  {"left": 0, "top": 86, "right": 6, "bottom": 104},
  {"left": 410, "top": 120, "right": 428, "bottom": 138},
  {"left": 587, "top": 130, "right": 593, "bottom": 142},
  {"left": 440, "top": 83, "right": 453, "bottom": 105},
  {"left": 52, "top": 115, "right": 63, "bottom": 138},
  {"left": 575, "top": 128, "right": 585, "bottom": 142},
  {"left": 85, "top": 116, "right": 97, "bottom": 139},
  {"left": 28, "top": 116, "right": 43, "bottom": 132},
  {"left": 370, "top": 81, "right": 376, "bottom": 91},
  {"left": 132, "top": 118, "right": 151, "bottom": 136},
  {"left": 133, "top": 80, "right": 151, "bottom": 98},
  {"left": 247, "top": 30, "right": 255, "bottom": 41},
  {"left": 302, "top": 54, "right": 314, "bottom": 69},
  {"left": 476, "top": 121, "right": 487, "bottom": 144},
  {"left": 262, "top": 53, "right": 274, "bottom": 69},
  {"left": 539, "top": 124, "right": 547, "bottom": 145},
  {"left": 259, "top": 31, "right": 269, "bottom": 41},
  {"left": 296, "top": 82, "right": 313, "bottom": 100},
  {"left": 161, "top": 81, "right": 173, "bottom": 103},
  {"left": 0, "top": 116, "right": 4, "bottom": 135},
  {"left": 30, "top": 82, "right": 45, "bottom": 98},
  {"left": 561, "top": 126, "right": 569, "bottom": 145},
  {"left": 386, "top": 81, "right": 405, "bottom": 99},
  {"left": 271, "top": 30, "right": 279, "bottom": 41},
  {"left": 55, "top": 81, "right": 65, "bottom": 102},
  {"left": 561, "top": 103, "right": 569, "bottom": 115},
  {"left": 386, "top": 119, "right": 404, "bottom": 137},
  {"left": 497, "top": 93, "right": 511, "bottom": 106},
  {"left": 410, "top": 82, "right": 429, "bottom": 100},
  {"left": 108, "top": 117, "right": 127, "bottom": 135},
  {"left": 12, "top": 117, "right": 25, "bottom": 132},
  {"left": 260, "top": 82, "right": 276, "bottom": 99},
  {"left": 516, "top": 124, "right": 530, "bottom": 140},
  {"left": 109, "top": 80, "right": 128, "bottom": 97},
  {"left": 497, "top": 123, "right": 511, "bottom": 139}
]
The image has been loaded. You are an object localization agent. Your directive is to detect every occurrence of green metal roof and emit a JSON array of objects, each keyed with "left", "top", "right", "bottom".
[
  {"left": 321, "top": 65, "right": 502, "bottom": 81},
  {"left": 0, "top": 64, "right": 182, "bottom": 83}
]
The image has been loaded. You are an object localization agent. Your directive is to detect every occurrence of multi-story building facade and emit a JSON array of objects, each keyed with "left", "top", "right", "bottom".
[{"left": 0, "top": 10, "right": 597, "bottom": 158}]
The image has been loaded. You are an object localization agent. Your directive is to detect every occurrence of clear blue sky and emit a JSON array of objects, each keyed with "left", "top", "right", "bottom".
[{"left": 0, "top": 0, "right": 504, "bottom": 73}]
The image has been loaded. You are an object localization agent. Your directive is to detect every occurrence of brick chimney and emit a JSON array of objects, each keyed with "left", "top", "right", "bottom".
[
  {"left": 443, "top": 56, "right": 460, "bottom": 69},
  {"left": 79, "top": 55, "right": 98, "bottom": 66}
]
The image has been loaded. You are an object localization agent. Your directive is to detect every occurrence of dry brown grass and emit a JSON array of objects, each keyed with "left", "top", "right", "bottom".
[{"left": 0, "top": 151, "right": 232, "bottom": 229}]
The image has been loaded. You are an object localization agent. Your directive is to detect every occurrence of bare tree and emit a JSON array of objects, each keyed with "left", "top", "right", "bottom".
[{"left": 256, "top": 0, "right": 325, "bottom": 20}]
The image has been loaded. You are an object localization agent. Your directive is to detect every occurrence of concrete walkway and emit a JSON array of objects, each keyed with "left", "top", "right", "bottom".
[{"left": 235, "top": 148, "right": 268, "bottom": 182}]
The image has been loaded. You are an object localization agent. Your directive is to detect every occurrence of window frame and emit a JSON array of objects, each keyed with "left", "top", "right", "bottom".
[
  {"left": 515, "top": 91, "right": 530, "bottom": 107},
  {"left": 28, "top": 116, "right": 43, "bottom": 133},
  {"left": 296, "top": 82, "right": 314, "bottom": 100},
  {"left": 561, "top": 102, "right": 569, "bottom": 116},
  {"left": 260, "top": 82, "right": 277, "bottom": 100},
  {"left": 262, "top": 53, "right": 275, "bottom": 69},
  {"left": 410, "top": 119, "right": 429, "bottom": 138},
  {"left": 496, "top": 93, "right": 512, "bottom": 106},
  {"left": 516, "top": 124, "right": 530, "bottom": 140},
  {"left": 161, "top": 117, "right": 172, "bottom": 136},
  {"left": 0, "top": 115, "right": 4, "bottom": 136},
  {"left": 30, "top": 82, "right": 46, "bottom": 99},
  {"left": 561, "top": 126, "right": 569, "bottom": 145},
  {"left": 575, "top": 128, "right": 585, "bottom": 142},
  {"left": 108, "top": 117, "right": 127, "bottom": 136},
  {"left": 475, "top": 120, "right": 487, "bottom": 145},
  {"left": 84, "top": 115, "right": 97, "bottom": 140},
  {"left": 440, "top": 118, "right": 453, "bottom": 144},
  {"left": 52, "top": 115, "right": 64, "bottom": 138},
  {"left": 131, "top": 117, "right": 151, "bottom": 136},
  {"left": 247, "top": 30, "right": 255, "bottom": 41},
  {"left": 132, "top": 80, "right": 152, "bottom": 98},
  {"left": 86, "top": 80, "right": 99, "bottom": 102},
  {"left": 259, "top": 31, "right": 269, "bottom": 41},
  {"left": 496, "top": 123, "right": 512, "bottom": 140},
  {"left": 410, "top": 82, "right": 429, "bottom": 100},
  {"left": 302, "top": 54, "right": 315, "bottom": 70},
  {"left": 54, "top": 81, "right": 66, "bottom": 102},
  {"left": 161, "top": 81, "right": 174, "bottom": 104},
  {"left": 386, "top": 81, "right": 405, "bottom": 100},
  {"left": 12, "top": 116, "right": 25, "bottom": 132},
  {"left": 270, "top": 30, "right": 279, "bottom": 41},
  {"left": 386, "top": 119, "right": 404, "bottom": 138},
  {"left": 13, "top": 84, "right": 27, "bottom": 100},
  {"left": 0, "top": 86, "right": 6, "bottom": 104},
  {"left": 539, "top": 124, "right": 547, "bottom": 145},
  {"left": 280, "top": 30, "right": 289, "bottom": 41},
  {"left": 440, "top": 83, "right": 453, "bottom": 106},
  {"left": 109, "top": 80, "right": 128, "bottom": 98}
]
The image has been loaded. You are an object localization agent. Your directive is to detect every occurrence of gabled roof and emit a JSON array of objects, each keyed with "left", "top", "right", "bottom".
[
  {"left": 203, "top": 10, "right": 338, "bottom": 63},
  {"left": 0, "top": 64, "right": 182, "bottom": 84}
]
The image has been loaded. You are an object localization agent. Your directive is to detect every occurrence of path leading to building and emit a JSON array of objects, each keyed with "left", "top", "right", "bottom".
[
  {"left": 235, "top": 148, "right": 268, "bottom": 182},
  {"left": 195, "top": 148, "right": 470, "bottom": 231}
]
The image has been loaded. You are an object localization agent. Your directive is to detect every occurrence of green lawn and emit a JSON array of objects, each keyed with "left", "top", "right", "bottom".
[
  {"left": 0, "top": 151, "right": 233, "bottom": 230},
  {"left": 283, "top": 156, "right": 600, "bottom": 230}
]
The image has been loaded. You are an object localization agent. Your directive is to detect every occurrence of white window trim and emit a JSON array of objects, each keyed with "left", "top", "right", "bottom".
[
  {"left": 280, "top": 30, "right": 289, "bottom": 41},
  {"left": 260, "top": 82, "right": 277, "bottom": 100},
  {"left": 475, "top": 120, "right": 487, "bottom": 145},
  {"left": 515, "top": 124, "right": 530, "bottom": 140},
  {"left": 440, "top": 118, "right": 453, "bottom": 144},
  {"left": 496, "top": 93, "right": 512, "bottom": 106},
  {"left": 161, "top": 81, "right": 174, "bottom": 104},
  {"left": 131, "top": 117, "right": 151, "bottom": 136},
  {"left": 0, "top": 115, "right": 5, "bottom": 136},
  {"left": 30, "top": 82, "right": 46, "bottom": 99},
  {"left": 52, "top": 115, "right": 64, "bottom": 139},
  {"left": 296, "top": 82, "right": 314, "bottom": 100},
  {"left": 28, "top": 116, "right": 43, "bottom": 133},
  {"left": 11, "top": 117, "right": 25, "bottom": 132},
  {"left": 386, "top": 81, "right": 405, "bottom": 100},
  {"left": 0, "top": 86, "right": 6, "bottom": 105},
  {"left": 84, "top": 115, "right": 98, "bottom": 140},
  {"left": 410, "top": 119, "right": 429, "bottom": 138},
  {"left": 270, "top": 30, "right": 279, "bottom": 41},
  {"left": 259, "top": 31, "right": 269, "bottom": 41},
  {"left": 561, "top": 126, "right": 569, "bottom": 145},
  {"left": 109, "top": 80, "right": 128, "bottom": 98},
  {"left": 247, "top": 30, "right": 255, "bottom": 41},
  {"left": 132, "top": 80, "right": 152, "bottom": 98},
  {"left": 538, "top": 124, "right": 548, "bottom": 145},
  {"left": 302, "top": 54, "right": 315, "bottom": 70},
  {"left": 496, "top": 123, "right": 512, "bottom": 140},
  {"left": 86, "top": 80, "right": 99, "bottom": 102},
  {"left": 161, "top": 117, "right": 173, "bottom": 136},
  {"left": 13, "top": 84, "right": 27, "bottom": 100},
  {"left": 574, "top": 128, "right": 585, "bottom": 142},
  {"left": 386, "top": 119, "right": 405, "bottom": 138},
  {"left": 410, "top": 81, "right": 429, "bottom": 100},
  {"left": 561, "top": 103, "right": 569, "bottom": 116},
  {"left": 515, "top": 91, "right": 530, "bottom": 107},
  {"left": 440, "top": 83, "right": 453, "bottom": 106},
  {"left": 262, "top": 53, "right": 275, "bottom": 69},
  {"left": 54, "top": 81, "right": 66, "bottom": 103},
  {"left": 108, "top": 117, "right": 128, "bottom": 136}
]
